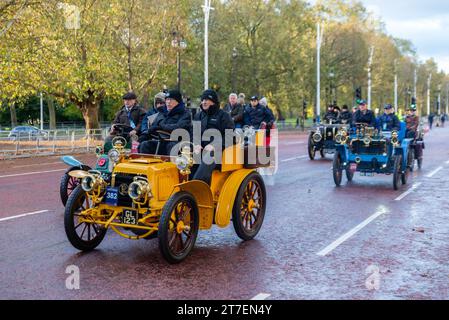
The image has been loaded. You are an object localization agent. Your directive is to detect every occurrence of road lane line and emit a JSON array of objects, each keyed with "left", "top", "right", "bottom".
[
  {"left": 281, "top": 155, "right": 308, "bottom": 163},
  {"left": 395, "top": 183, "right": 422, "bottom": 201},
  {"left": 0, "top": 210, "right": 50, "bottom": 223},
  {"left": 251, "top": 293, "right": 271, "bottom": 300},
  {"left": 426, "top": 167, "right": 443, "bottom": 178},
  {"left": 13, "top": 162, "right": 61, "bottom": 168},
  {"left": 317, "top": 207, "right": 389, "bottom": 257},
  {"left": 282, "top": 142, "right": 305, "bottom": 146},
  {"left": 0, "top": 169, "right": 65, "bottom": 179}
]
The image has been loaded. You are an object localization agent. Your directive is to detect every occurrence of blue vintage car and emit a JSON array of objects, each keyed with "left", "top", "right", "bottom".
[{"left": 332, "top": 122, "right": 413, "bottom": 190}]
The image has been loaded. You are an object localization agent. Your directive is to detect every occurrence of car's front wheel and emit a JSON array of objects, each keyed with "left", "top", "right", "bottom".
[
  {"left": 333, "top": 153, "right": 343, "bottom": 187},
  {"left": 158, "top": 192, "right": 199, "bottom": 264},
  {"left": 64, "top": 186, "right": 107, "bottom": 251}
]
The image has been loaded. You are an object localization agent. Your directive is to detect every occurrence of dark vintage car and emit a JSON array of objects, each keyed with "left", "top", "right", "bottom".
[{"left": 308, "top": 123, "right": 349, "bottom": 160}]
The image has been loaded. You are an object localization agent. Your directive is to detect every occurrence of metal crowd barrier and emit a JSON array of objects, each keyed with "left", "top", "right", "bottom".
[{"left": 0, "top": 129, "right": 109, "bottom": 159}]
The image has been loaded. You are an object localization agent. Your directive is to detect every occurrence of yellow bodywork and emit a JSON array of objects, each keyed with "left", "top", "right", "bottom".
[{"left": 79, "top": 141, "right": 267, "bottom": 239}]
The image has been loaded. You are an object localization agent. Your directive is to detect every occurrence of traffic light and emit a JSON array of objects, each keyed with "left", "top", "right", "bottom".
[{"left": 355, "top": 87, "right": 362, "bottom": 103}]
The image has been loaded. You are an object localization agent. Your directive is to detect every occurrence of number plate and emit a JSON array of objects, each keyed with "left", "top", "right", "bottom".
[
  {"left": 105, "top": 187, "right": 119, "bottom": 206},
  {"left": 121, "top": 209, "right": 139, "bottom": 226},
  {"left": 360, "top": 172, "right": 374, "bottom": 177}
]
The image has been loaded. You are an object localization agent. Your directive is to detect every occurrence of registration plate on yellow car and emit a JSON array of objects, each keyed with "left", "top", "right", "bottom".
[
  {"left": 121, "top": 209, "right": 139, "bottom": 226},
  {"left": 105, "top": 187, "right": 119, "bottom": 206}
]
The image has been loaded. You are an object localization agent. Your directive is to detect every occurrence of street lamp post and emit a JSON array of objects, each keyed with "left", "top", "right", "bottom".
[
  {"left": 316, "top": 23, "right": 323, "bottom": 123},
  {"left": 329, "top": 70, "right": 335, "bottom": 106},
  {"left": 367, "top": 46, "right": 375, "bottom": 110},
  {"left": 40, "top": 92, "right": 44, "bottom": 130},
  {"left": 171, "top": 32, "right": 187, "bottom": 91},
  {"left": 231, "top": 47, "right": 238, "bottom": 93},
  {"left": 427, "top": 74, "right": 432, "bottom": 116},
  {"left": 202, "top": 0, "right": 214, "bottom": 90},
  {"left": 394, "top": 60, "right": 398, "bottom": 113}
]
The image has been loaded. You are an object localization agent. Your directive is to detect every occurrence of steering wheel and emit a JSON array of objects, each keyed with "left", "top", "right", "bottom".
[
  {"left": 112, "top": 124, "right": 133, "bottom": 136},
  {"left": 149, "top": 130, "right": 172, "bottom": 141}
]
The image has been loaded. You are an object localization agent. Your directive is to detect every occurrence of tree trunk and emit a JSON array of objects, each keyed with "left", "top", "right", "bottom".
[
  {"left": 10, "top": 102, "right": 17, "bottom": 128},
  {"left": 47, "top": 96, "right": 57, "bottom": 130},
  {"left": 79, "top": 100, "right": 100, "bottom": 131}
]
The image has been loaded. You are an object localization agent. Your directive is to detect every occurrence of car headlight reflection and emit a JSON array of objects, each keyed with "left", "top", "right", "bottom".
[
  {"left": 108, "top": 149, "right": 121, "bottom": 163},
  {"left": 128, "top": 177, "right": 152, "bottom": 203},
  {"left": 312, "top": 133, "right": 322, "bottom": 143}
]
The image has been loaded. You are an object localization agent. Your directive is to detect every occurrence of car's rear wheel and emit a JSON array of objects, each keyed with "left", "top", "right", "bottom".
[
  {"left": 60, "top": 172, "right": 81, "bottom": 206},
  {"left": 232, "top": 172, "right": 267, "bottom": 241},
  {"left": 346, "top": 167, "right": 354, "bottom": 182},
  {"left": 64, "top": 186, "right": 107, "bottom": 251},
  {"left": 333, "top": 153, "right": 343, "bottom": 187},
  {"left": 393, "top": 154, "right": 403, "bottom": 190},
  {"left": 158, "top": 192, "right": 199, "bottom": 264},
  {"left": 408, "top": 148, "right": 415, "bottom": 172},
  {"left": 308, "top": 134, "right": 316, "bottom": 160}
]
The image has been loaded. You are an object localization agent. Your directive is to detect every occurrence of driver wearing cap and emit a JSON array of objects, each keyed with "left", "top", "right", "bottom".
[
  {"left": 352, "top": 99, "right": 376, "bottom": 127},
  {"left": 378, "top": 104, "right": 401, "bottom": 131},
  {"left": 406, "top": 103, "right": 420, "bottom": 138},
  {"left": 107, "top": 92, "right": 147, "bottom": 144}
]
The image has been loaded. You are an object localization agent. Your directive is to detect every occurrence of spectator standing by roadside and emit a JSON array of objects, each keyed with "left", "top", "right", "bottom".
[
  {"left": 223, "top": 93, "right": 244, "bottom": 128},
  {"left": 428, "top": 113, "right": 435, "bottom": 130}
]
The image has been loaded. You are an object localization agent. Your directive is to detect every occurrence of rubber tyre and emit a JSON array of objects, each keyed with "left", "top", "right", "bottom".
[
  {"left": 333, "top": 153, "right": 343, "bottom": 187},
  {"left": 60, "top": 171, "right": 81, "bottom": 206},
  {"left": 232, "top": 172, "right": 267, "bottom": 241},
  {"left": 64, "top": 186, "right": 107, "bottom": 251},
  {"left": 393, "top": 154, "right": 403, "bottom": 191},
  {"left": 308, "top": 134, "right": 316, "bottom": 160},
  {"left": 158, "top": 192, "right": 199, "bottom": 264},
  {"left": 346, "top": 168, "right": 354, "bottom": 182}
]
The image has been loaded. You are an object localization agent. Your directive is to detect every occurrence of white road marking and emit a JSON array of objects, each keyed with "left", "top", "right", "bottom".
[
  {"left": 13, "top": 162, "right": 61, "bottom": 168},
  {"left": 426, "top": 167, "right": 443, "bottom": 178},
  {"left": 0, "top": 169, "right": 65, "bottom": 179},
  {"left": 282, "top": 141, "right": 305, "bottom": 146},
  {"left": 395, "top": 183, "right": 422, "bottom": 201},
  {"left": 0, "top": 210, "right": 50, "bottom": 223},
  {"left": 317, "top": 207, "right": 389, "bottom": 257},
  {"left": 251, "top": 293, "right": 271, "bottom": 300},
  {"left": 445, "top": 160, "right": 449, "bottom": 165},
  {"left": 281, "top": 155, "right": 308, "bottom": 163}
]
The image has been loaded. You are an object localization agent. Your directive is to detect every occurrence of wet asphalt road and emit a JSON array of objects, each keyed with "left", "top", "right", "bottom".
[{"left": 0, "top": 128, "right": 448, "bottom": 300}]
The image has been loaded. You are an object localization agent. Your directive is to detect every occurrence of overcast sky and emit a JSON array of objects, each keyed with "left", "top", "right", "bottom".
[{"left": 310, "top": 0, "right": 449, "bottom": 72}]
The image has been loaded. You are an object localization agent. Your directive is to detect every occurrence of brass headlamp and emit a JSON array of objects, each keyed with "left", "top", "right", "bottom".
[
  {"left": 128, "top": 177, "right": 152, "bottom": 205},
  {"left": 81, "top": 170, "right": 107, "bottom": 202},
  {"left": 175, "top": 145, "right": 194, "bottom": 176}
]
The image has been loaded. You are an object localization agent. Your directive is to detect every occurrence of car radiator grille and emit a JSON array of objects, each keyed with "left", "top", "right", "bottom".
[{"left": 350, "top": 140, "right": 387, "bottom": 155}]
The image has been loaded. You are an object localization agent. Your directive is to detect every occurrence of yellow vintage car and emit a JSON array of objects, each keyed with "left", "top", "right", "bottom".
[{"left": 64, "top": 134, "right": 272, "bottom": 264}]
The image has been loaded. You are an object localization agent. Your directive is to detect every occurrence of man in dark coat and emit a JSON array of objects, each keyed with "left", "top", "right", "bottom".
[
  {"left": 223, "top": 93, "right": 244, "bottom": 128},
  {"left": 244, "top": 96, "right": 275, "bottom": 129},
  {"left": 139, "top": 92, "right": 167, "bottom": 142},
  {"left": 323, "top": 105, "right": 339, "bottom": 123},
  {"left": 139, "top": 89, "right": 191, "bottom": 155},
  {"left": 192, "top": 89, "right": 235, "bottom": 185},
  {"left": 338, "top": 105, "right": 352, "bottom": 124},
  {"left": 352, "top": 100, "right": 376, "bottom": 127},
  {"left": 106, "top": 92, "right": 147, "bottom": 144},
  {"left": 378, "top": 104, "right": 401, "bottom": 131}
]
